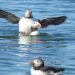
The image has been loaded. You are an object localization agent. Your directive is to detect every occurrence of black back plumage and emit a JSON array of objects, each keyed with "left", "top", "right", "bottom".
[{"left": 40, "top": 66, "right": 65, "bottom": 73}]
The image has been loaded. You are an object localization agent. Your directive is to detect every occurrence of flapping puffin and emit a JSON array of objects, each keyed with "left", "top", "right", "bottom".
[
  {"left": 29, "top": 57, "right": 65, "bottom": 75},
  {"left": 0, "top": 9, "right": 67, "bottom": 35}
]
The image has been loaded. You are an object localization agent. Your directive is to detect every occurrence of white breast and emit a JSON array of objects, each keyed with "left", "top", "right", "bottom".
[
  {"left": 31, "top": 67, "right": 48, "bottom": 75},
  {"left": 19, "top": 17, "right": 40, "bottom": 35},
  {"left": 19, "top": 17, "right": 34, "bottom": 33}
]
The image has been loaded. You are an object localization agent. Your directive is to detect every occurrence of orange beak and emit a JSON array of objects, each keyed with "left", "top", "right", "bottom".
[{"left": 29, "top": 61, "right": 34, "bottom": 65}]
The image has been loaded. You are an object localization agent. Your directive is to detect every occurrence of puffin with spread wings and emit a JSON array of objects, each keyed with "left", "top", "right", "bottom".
[{"left": 0, "top": 9, "right": 67, "bottom": 35}]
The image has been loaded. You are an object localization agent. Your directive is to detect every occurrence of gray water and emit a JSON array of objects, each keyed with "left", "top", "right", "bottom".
[{"left": 0, "top": 0, "right": 75, "bottom": 75}]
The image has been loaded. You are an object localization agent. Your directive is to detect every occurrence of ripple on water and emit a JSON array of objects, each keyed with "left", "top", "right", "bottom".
[{"left": 0, "top": 0, "right": 75, "bottom": 75}]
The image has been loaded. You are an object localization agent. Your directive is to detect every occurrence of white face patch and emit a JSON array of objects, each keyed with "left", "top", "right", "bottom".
[
  {"left": 25, "top": 10, "right": 32, "bottom": 18},
  {"left": 31, "top": 67, "right": 48, "bottom": 75},
  {"left": 33, "top": 59, "right": 43, "bottom": 67},
  {"left": 32, "top": 21, "right": 41, "bottom": 29}
]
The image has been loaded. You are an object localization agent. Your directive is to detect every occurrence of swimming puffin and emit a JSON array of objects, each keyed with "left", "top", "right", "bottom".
[
  {"left": 29, "top": 57, "right": 65, "bottom": 75},
  {"left": 0, "top": 9, "right": 67, "bottom": 35}
]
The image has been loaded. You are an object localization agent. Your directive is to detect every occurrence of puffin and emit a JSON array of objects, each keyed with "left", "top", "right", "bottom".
[
  {"left": 0, "top": 9, "right": 67, "bottom": 35},
  {"left": 29, "top": 57, "right": 65, "bottom": 75}
]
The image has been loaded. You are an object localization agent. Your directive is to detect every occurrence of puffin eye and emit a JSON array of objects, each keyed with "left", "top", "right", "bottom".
[
  {"left": 34, "top": 22, "right": 36, "bottom": 24},
  {"left": 37, "top": 60, "right": 39, "bottom": 62}
]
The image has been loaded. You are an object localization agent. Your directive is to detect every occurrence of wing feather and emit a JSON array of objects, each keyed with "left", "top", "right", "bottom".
[
  {"left": 41, "top": 66, "right": 65, "bottom": 73},
  {"left": 0, "top": 9, "right": 20, "bottom": 24},
  {"left": 39, "top": 16, "right": 67, "bottom": 28}
]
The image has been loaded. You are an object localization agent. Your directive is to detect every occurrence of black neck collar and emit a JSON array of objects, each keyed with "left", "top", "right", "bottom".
[{"left": 24, "top": 16, "right": 33, "bottom": 18}]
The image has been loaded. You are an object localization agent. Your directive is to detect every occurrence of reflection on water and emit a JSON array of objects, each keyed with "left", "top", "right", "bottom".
[{"left": 18, "top": 34, "right": 39, "bottom": 45}]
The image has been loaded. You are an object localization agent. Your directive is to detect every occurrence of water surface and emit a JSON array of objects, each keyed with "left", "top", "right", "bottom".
[{"left": 0, "top": 0, "right": 75, "bottom": 75}]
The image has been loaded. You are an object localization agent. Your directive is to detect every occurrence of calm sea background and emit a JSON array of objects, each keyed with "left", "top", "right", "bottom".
[{"left": 0, "top": 0, "right": 75, "bottom": 75}]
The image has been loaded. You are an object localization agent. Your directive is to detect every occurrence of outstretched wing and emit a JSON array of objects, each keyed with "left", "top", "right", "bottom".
[
  {"left": 39, "top": 16, "right": 67, "bottom": 28},
  {"left": 0, "top": 9, "right": 20, "bottom": 24}
]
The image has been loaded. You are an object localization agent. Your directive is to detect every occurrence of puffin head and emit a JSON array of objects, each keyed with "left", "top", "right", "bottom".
[
  {"left": 25, "top": 9, "right": 33, "bottom": 18},
  {"left": 32, "top": 21, "right": 41, "bottom": 28},
  {"left": 29, "top": 57, "right": 44, "bottom": 69}
]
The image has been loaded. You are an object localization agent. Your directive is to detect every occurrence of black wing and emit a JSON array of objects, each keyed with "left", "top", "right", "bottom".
[
  {"left": 41, "top": 66, "right": 65, "bottom": 73},
  {"left": 0, "top": 9, "right": 20, "bottom": 24},
  {"left": 39, "top": 16, "right": 67, "bottom": 28}
]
